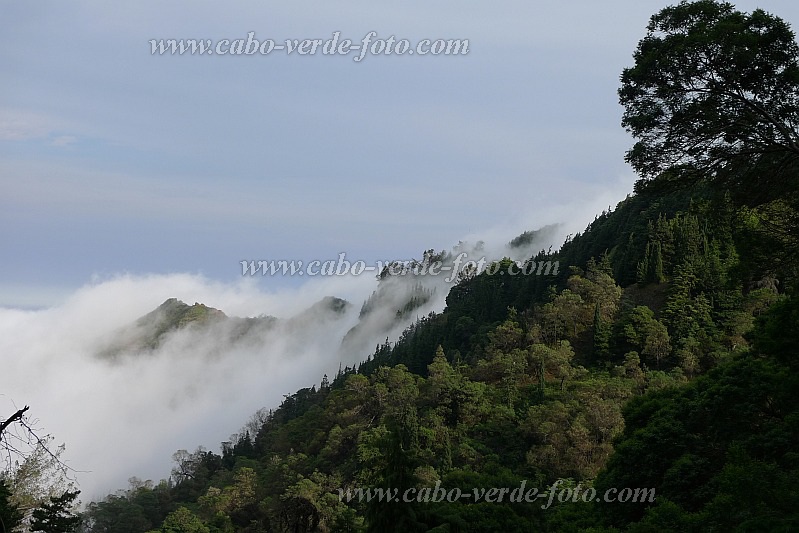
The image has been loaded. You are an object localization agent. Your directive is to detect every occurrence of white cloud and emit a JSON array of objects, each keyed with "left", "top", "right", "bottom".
[
  {"left": 0, "top": 273, "right": 365, "bottom": 500},
  {"left": 0, "top": 217, "right": 569, "bottom": 501}
]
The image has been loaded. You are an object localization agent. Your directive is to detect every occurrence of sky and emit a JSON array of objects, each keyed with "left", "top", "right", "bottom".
[{"left": 3, "top": 0, "right": 799, "bottom": 502}]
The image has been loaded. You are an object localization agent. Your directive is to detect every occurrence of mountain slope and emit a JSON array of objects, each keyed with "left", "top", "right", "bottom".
[{"left": 78, "top": 180, "right": 798, "bottom": 532}]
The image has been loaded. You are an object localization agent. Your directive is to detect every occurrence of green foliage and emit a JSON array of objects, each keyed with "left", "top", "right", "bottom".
[
  {"left": 620, "top": 0, "right": 799, "bottom": 207},
  {"left": 160, "top": 507, "right": 209, "bottom": 533},
  {"left": 81, "top": 479, "right": 175, "bottom": 532},
  {"left": 80, "top": 183, "right": 796, "bottom": 531},
  {"left": 750, "top": 294, "right": 799, "bottom": 368},
  {"left": 621, "top": 306, "right": 671, "bottom": 369},
  {"left": 589, "top": 350, "right": 799, "bottom": 530},
  {"left": 30, "top": 489, "right": 82, "bottom": 532},
  {"left": 82, "top": 183, "right": 789, "bottom": 529},
  {"left": 0, "top": 479, "right": 23, "bottom": 533},
  {"left": 363, "top": 422, "right": 425, "bottom": 533}
]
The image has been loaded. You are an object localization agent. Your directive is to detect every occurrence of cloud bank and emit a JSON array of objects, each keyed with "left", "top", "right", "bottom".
[{"left": 0, "top": 221, "right": 570, "bottom": 501}]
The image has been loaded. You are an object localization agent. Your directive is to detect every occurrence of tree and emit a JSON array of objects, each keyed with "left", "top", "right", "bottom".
[
  {"left": 160, "top": 507, "right": 209, "bottom": 533},
  {"left": 363, "top": 422, "right": 425, "bottom": 533},
  {"left": 1, "top": 405, "right": 72, "bottom": 474},
  {"left": 1, "top": 404, "right": 76, "bottom": 530},
  {"left": 1, "top": 406, "right": 38, "bottom": 473},
  {"left": 620, "top": 0, "right": 799, "bottom": 207},
  {"left": 593, "top": 302, "right": 611, "bottom": 361},
  {"left": 29, "top": 489, "right": 81, "bottom": 532},
  {"left": 591, "top": 354, "right": 799, "bottom": 530},
  {"left": 528, "top": 341, "right": 575, "bottom": 396},
  {"left": 0, "top": 479, "right": 22, "bottom": 533},
  {"left": 638, "top": 241, "right": 666, "bottom": 284},
  {"left": 642, "top": 318, "right": 672, "bottom": 369},
  {"left": 6, "top": 436, "right": 77, "bottom": 528}
]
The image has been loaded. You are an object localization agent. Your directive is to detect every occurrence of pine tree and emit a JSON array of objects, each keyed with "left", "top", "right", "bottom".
[
  {"left": 597, "top": 250, "right": 614, "bottom": 276},
  {"left": 593, "top": 302, "right": 611, "bottom": 360},
  {"left": 637, "top": 243, "right": 651, "bottom": 284},
  {"left": 29, "top": 490, "right": 81, "bottom": 533},
  {"left": 652, "top": 241, "right": 665, "bottom": 283}
]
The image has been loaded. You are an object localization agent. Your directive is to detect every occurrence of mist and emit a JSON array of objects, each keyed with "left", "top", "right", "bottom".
[
  {"left": 0, "top": 241, "right": 537, "bottom": 502},
  {"left": 0, "top": 182, "right": 629, "bottom": 502}
]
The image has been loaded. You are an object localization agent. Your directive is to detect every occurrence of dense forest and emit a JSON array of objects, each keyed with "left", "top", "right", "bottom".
[{"left": 3, "top": 0, "right": 799, "bottom": 531}]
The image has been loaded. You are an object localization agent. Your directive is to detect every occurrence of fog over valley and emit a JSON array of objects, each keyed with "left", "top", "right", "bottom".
[{"left": 0, "top": 220, "right": 583, "bottom": 501}]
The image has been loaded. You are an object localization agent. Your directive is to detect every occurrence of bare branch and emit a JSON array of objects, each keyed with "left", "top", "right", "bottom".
[{"left": 0, "top": 406, "right": 30, "bottom": 438}]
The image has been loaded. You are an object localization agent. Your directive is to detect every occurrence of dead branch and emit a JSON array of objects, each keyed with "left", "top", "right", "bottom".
[{"left": 0, "top": 406, "right": 29, "bottom": 438}]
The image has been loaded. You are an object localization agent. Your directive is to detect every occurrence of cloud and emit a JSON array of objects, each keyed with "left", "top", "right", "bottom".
[
  {"left": 0, "top": 220, "right": 563, "bottom": 501},
  {"left": 0, "top": 273, "right": 361, "bottom": 500}
]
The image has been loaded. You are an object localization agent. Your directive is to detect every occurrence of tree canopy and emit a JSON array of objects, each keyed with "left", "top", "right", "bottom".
[{"left": 620, "top": 0, "right": 799, "bottom": 206}]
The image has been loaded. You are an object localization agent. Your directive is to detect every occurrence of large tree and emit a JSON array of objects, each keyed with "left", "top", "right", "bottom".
[{"left": 620, "top": 0, "right": 799, "bottom": 206}]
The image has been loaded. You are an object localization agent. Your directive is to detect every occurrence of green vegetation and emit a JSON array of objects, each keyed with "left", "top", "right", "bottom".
[
  {"left": 76, "top": 166, "right": 799, "bottom": 530},
  {"left": 76, "top": 190, "right": 799, "bottom": 530},
  {"left": 4, "top": 1, "right": 799, "bottom": 531}
]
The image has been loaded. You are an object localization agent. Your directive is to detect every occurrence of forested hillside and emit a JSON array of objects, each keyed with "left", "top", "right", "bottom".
[
  {"left": 71, "top": 167, "right": 796, "bottom": 530},
  {"left": 3, "top": 1, "right": 799, "bottom": 531}
]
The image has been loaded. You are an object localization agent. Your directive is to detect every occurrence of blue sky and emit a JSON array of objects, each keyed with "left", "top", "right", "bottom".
[{"left": 3, "top": 0, "right": 799, "bottom": 308}]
